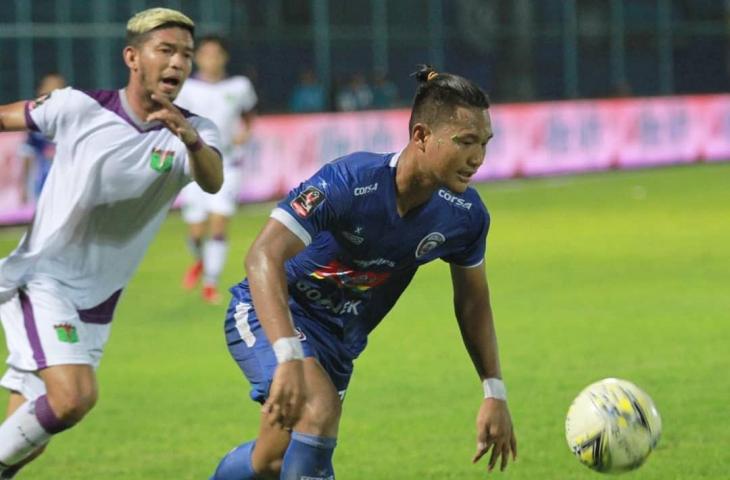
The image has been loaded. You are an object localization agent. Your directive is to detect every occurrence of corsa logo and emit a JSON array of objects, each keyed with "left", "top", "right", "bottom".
[
  {"left": 438, "top": 189, "right": 472, "bottom": 210},
  {"left": 354, "top": 182, "right": 378, "bottom": 196}
]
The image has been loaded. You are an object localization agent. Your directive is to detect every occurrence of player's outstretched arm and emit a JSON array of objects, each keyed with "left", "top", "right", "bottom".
[
  {"left": 0, "top": 101, "right": 30, "bottom": 132},
  {"left": 146, "top": 93, "right": 223, "bottom": 193},
  {"left": 450, "top": 263, "right": 517, "bottom": 472},
  {"left": 246, "top": 218, "right": 308, "bottom": 430}
]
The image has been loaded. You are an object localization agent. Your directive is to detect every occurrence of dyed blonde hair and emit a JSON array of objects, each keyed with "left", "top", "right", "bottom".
[{"left": 126, "top": 8, "right": 195, "bottom": 47}]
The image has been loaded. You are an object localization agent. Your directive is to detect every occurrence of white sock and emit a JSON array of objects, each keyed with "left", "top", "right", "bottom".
[
  {"left": 203, "top": 238, "right": 228, "bottom": 286},
  {"left": 0, "top": 398, "right": 52, "bottom": 466}
]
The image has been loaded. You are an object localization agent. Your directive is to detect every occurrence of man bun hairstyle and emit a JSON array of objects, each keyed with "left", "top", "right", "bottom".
[
  {"left": 126, "top": 7, "right": 195, "bottom": 47},
  {"left": 408, "top": 64, "right": 490, "bottom": 133}
]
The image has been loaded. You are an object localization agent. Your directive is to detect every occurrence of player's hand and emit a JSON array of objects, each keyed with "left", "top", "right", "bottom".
[
  {"left": 472, "top": 398, "right": 517, "bottom": 472},
  {"left": 147, "top": 93, "right": 199, "bottom": 146},
  {"left": 262, "top": 360, "right": 306, "bottom": 430}
]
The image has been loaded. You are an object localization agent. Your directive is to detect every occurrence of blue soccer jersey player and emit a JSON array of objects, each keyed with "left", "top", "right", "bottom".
[{"left": 212, "top": 66, "right": 517, "bottom": 479}]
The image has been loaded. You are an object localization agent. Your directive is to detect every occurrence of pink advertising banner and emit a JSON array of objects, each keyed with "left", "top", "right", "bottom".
[{"left": 1, "top": 94, "right": 729, "bottom": 225}]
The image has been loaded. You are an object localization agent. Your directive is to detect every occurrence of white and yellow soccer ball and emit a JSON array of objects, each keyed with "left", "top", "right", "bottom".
[{"left": 565, "top": 378, "right": 662, "bottom": 473}]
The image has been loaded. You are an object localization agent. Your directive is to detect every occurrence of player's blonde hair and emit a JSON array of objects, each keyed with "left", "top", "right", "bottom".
[{"left": 126, "top": 8, "right": 195, "bottom": 47}]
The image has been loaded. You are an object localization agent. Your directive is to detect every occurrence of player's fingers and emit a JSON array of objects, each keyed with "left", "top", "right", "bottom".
[
  {"left": 150, "top": 93, "right": 175, "bottom": 110},
  {"left": 511, "top": 433, "right": 518, "bottom": 460},
  {"left": 500, "top": 443, "right": 510, "bottom": 471},
  {"left": 472, "top": 438, "right": 492, "bottom": 464},
  {"left": 487, "top": 441, "right": 501, "bottom": 472}
]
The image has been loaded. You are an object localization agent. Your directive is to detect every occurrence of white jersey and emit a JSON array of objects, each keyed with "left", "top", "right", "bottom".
[
  {"left": 0, "top": 87, "right": 221, "bottom": 309},
  {"left": 175, "top": 76, "right": 257, "bottom": 162}
]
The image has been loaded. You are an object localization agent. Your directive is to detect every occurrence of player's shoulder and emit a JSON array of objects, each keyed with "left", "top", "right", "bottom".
[
  {"left": 434, "top": 185, "right": 489, "bottom": 219},
  {"left": 325, "top": 151, "right": 391, "bottom": 186},
  {"left": 227, "top": 75, "right": 254, "bottom": 90}
]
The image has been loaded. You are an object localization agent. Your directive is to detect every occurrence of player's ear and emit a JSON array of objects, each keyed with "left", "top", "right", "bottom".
[
  {"left": 123, "top": 46, "right": 139, "bottom": 71},
  {"left": 411, "top": 123, "right": 430, "bottom": 152}
]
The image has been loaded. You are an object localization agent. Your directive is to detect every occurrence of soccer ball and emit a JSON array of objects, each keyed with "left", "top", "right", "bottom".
[{"left": 565, "top": 378, "right": 662, "bottom": 473}]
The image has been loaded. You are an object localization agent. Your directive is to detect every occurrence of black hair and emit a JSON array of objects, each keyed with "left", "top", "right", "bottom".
[
  {"left": 196, "top": 35, "right": 229, "bottom": 54},
  {"left": 126, "top": 21, "right": 195, "bottom": 48},
  {"left": 408, "top": 64, "right": 490, "bottom": 133}
]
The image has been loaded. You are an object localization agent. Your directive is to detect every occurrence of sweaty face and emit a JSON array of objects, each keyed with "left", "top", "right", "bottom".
[
  {"left": 425, "top": 106, "right": 493, "bottom": 193},
  {"left": 194, "top": 41, "right": 228, "bottom": 76},
  {"left": 135, "top": 27, "right": 193, "bottom": 101}
]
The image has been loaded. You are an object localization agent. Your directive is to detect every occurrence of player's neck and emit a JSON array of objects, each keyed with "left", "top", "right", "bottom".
[
  {"left": 394, "top": 146, "right": 438, "bottom": 217},
  {"left": 123, "top": 84, "right": 156, "bottom": 121}
]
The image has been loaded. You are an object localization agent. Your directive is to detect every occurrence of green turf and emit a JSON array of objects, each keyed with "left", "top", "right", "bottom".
[{"left": 1, "top": 162, "right": 729, "bottom": 479}]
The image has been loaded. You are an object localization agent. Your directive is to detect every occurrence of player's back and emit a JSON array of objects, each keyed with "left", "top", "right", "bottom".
[{"left": 234, "top": 150, "right": 490, "bottom": 358}]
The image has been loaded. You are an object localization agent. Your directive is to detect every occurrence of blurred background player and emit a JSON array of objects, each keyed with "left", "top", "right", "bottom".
[
  {"left": 175, "top": 35, "right": 258, "bottom": 305},
  {"left": 210, "top": 66, "right": 516, "bottom": 479},
  {"left": 0, "top": 8, "right": 222, "bottom": 478},
  {"left": 17, "top": 73, "right": 66, "bottom": 205}
]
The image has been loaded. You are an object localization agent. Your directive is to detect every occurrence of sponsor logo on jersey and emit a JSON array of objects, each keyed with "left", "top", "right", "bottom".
[
  {"left": 291, "top": 185, "right": 325, "bottom": 218},
  {"left": 295, "top": 281, "right": 363, "bottom": 316},
  {"left": 354, "top": 182, "right": 378, "bottom": 196},
  {"left": 438, "top": 189, "right": 472, "bottom": 210},
  {"left": 311, "top": 260, "right": 391, "bottom": 291},
  {"left": 54, "top": 323, "right": 79, "bottom": 344},
  {"left": 341, "top": 231, "right": 364, "bottom": 245},
  {"left": 415, "top": 232, "right": 446, "bottom": 258},
  {"left": 352, "top": 258, "right": 396, "bottom": 268},
  {"left": 150, "top": 148, "right": 175, "bottom": 172}
]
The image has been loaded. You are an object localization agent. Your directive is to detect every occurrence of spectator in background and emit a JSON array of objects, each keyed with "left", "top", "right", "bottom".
[
  {"left": 336, "top": 72, "right": 373, "bottom": 111},
  {"left": 289, "top": 69, "right": 326, "bottom": 113},
  {"left": 371, "top": 69, "right": 399, "bottom": 109},
  {"left": 18, "top": 73, "right": 66, "bottom": 205}
]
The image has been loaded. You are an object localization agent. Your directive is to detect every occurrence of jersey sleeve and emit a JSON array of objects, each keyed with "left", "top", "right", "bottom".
[
  {"left": 270, "top": 163, "right": 351, "bottom": 246},
  {"left": 24, "top": 86, "right": 74, "bottom": 141},
  {"left": 183, "top": 115, "right": 222, "bottom": 178},
  {"left": 237, "top": 77, "right": 258, "bottom": 113},
  {"left": 442, "top": 199, "right": 491, "bottom": 268}
]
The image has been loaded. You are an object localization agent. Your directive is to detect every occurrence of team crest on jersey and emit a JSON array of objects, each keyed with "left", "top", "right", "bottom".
[
  {"left": 28, "top": 93, "right": 52, "bottom": 111},
  {"left": 150, "top": 148, "right": 175, "bottom": 172},
  {"left": 291, "top": 185, "right": 324, "bottom": 218},
  {"left": 415, "top": 232, "right": 445, "bottom": 258},
  {"left": 54, "top": 323, "right": 79, "bottom": 344}
]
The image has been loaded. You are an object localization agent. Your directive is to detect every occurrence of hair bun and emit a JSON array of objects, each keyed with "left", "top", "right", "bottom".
[{"left": 411, "top": 64, "right": 438, "bottom": 83}]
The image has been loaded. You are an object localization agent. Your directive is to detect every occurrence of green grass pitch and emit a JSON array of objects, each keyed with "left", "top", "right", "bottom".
[{"left": 1, "top": 162, "right": 728, "bottom": 479}]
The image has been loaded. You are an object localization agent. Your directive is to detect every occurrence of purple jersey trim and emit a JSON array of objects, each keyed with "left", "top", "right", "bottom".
[
  {"left": 18, "top": 290, "right": 47, "bottom": 369},
  {"left": 79, "top": 89, "right": 197, "bottom": 133},
  {"left": 77, "top": 289, "right": 122, "bottom": 324},
  {"left": 24, "top": 101, "right": 40, "bottom": 132}
]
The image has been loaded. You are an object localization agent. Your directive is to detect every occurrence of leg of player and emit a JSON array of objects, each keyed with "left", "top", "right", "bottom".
[
  {"left": 210, "top": 412, "right": 290, "bottom": 480},
  {"left": 0, "top": 365, "right": 96, "bottom": 473},
  {"left": 279, "top": 357, "right": 341, "bottom": 480},
  {"left": 0, "top": 392, "right": 47, "bottom": 478},
  {"left": 183, "top": 221, "right": 206, "bottom": 291},
  {"left": 201, "top": 213, "right": 230, "bottom": 304},
  {"left": 210, "top": 358, "right": 342, "bottom": 480}
]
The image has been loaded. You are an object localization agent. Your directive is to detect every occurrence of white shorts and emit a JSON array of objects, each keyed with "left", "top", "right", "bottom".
[
  {"left": 181, "top": 165, "right": 241, "bottom": 223},
  {"left": 0, "top": 283, "right": 113, "bottom": 396}
]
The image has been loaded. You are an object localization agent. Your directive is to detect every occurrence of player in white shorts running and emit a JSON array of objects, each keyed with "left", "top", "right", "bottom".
[
  {"left": 0, "top": 8, "right": 222, "bottom": 478},
  {"left": 175, "top": 35, "right": 258, "bottom": 305}
]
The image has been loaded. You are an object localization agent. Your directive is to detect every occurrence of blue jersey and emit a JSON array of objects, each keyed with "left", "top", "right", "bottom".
[{"left": 231, "top": 150, "right": 490, "bottom": 360}]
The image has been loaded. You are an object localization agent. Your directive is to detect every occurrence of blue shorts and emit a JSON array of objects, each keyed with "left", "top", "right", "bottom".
[{"left": 224, "top": 287, "right": 354, "bottom": 404}]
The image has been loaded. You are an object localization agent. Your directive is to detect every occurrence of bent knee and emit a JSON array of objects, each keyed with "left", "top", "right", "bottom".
[{"left": 46, "top": 388, "right": 98, "bottom": 424}]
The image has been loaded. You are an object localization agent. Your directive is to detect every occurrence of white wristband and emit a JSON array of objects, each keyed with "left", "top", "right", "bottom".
[
  {"left": 482, "top": 378, "right": 507, "bottom": 400},
  {"left": 272, "top": 336, "right": 304, "bottom": 364}
]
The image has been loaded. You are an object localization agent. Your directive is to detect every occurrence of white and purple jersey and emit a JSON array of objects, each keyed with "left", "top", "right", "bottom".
[
  {"left": 231, "top": 150, "right": 489, "bottom": 359},
  {"left": 175, "top": 76, "right": 257, "bottom": 163},
  {"left": 0, "top": 87, "right": 221, "bottom": 312}
]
